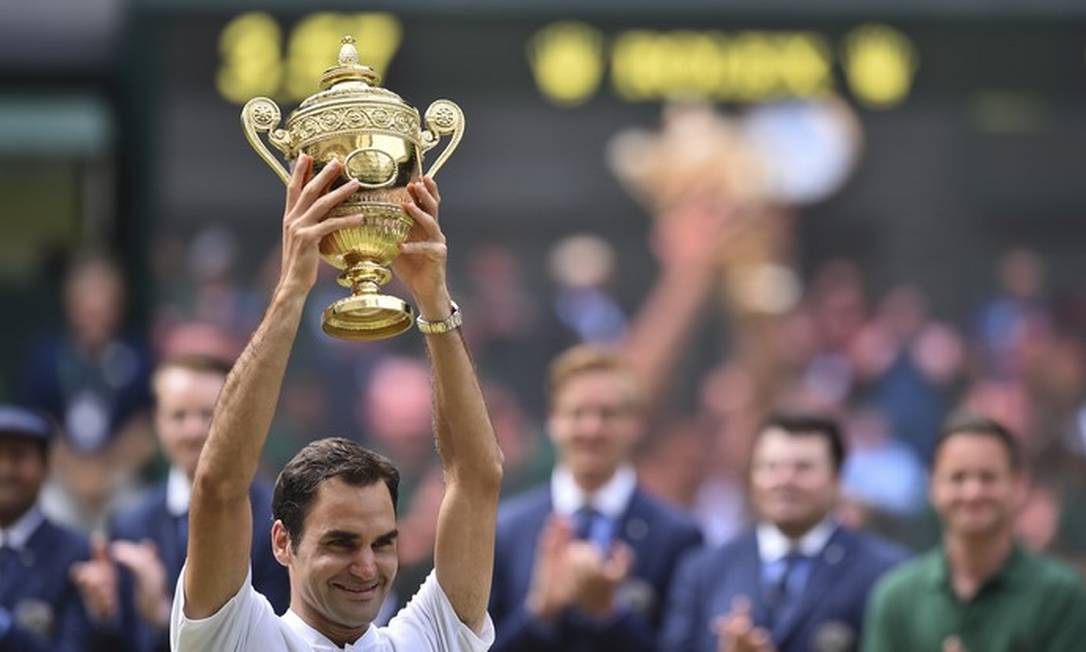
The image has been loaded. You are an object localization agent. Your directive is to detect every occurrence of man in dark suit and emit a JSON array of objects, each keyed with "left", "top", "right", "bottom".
[
  {"left": 490, "top": 345, "right": 703, "bottom": 652},
  {"left": 0, "top": 405, "right": 99, "bottom": 651},
  {"left": 661, "top": 413, "right": 907, "bottom": 652},
  {"left": 71, "top": 355, "right": 289, "bottom": 652}
]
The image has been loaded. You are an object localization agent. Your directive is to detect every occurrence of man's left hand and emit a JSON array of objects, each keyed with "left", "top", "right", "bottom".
[
  {"left": 714, "top": 596, "right": 777, "bottom": 652},
  {"left": 395, "top": 177, "right": 452, "bottom": 319}
]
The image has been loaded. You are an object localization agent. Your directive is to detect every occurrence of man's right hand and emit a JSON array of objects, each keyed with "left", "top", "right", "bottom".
[
  {"left": 112, "top": 539, "right": 171, "bottom": 630},
  {"left": 276, "top": 154, "right": 364, "bottom": 295},
  {"left": 526, "top": 515, "right": 633, "bottom": 622},
  {"left": 713, "top": 596, "right": 776, "bottom": 652},
  {"left": 526, "top": 516, "right": 579, "bottom": 622},
  {"left": 71, "top": 536, "right": 119, "bottom": 624}
]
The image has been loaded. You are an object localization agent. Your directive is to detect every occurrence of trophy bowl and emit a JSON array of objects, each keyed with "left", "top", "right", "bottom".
[{"left": 241, "top": 36, "right": 464, "bottom": 340}]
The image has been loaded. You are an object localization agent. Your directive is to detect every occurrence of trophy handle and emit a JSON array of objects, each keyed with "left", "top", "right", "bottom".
[
  {"left": 241, "top": 97, "right": 295, "bottom": 185},
  {"left": 419, "top": 99, "right": 465, "bottom": 178}
]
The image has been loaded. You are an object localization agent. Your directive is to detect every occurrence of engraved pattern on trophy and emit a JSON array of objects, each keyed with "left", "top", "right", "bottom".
[
  {"left": 240, "top": 34, "right": 465, "bottom": 340},
  {"left": 289, "top": 104, "right": 422, "bottom": 149}
]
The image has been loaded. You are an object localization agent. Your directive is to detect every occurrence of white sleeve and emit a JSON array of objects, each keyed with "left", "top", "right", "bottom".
[
  {"left": 169, "top": 563, "right": 281, "bottom": 652},
  {"left": 382, "top": 571, "right": 496, "bottom": 652}
]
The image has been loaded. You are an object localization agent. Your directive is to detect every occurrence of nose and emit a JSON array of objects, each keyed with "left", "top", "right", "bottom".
[
  {"left": 960, "top": 476, "right": 987, "bottom": 500},
  {"left": 183, "top": 414, "right": 211, "bottom": 440},
  {"left": 349, "top": 548, "right": 379, "bottom": 580}
]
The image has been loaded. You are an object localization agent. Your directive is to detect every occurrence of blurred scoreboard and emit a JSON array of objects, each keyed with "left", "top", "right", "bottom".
[{"left": 126, "top": 5, "right": 1086, "bottom": 313}]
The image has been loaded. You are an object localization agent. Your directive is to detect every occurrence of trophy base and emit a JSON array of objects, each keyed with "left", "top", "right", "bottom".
[{"left": 321, "top": 294, "right": 414, "bottom": 340}]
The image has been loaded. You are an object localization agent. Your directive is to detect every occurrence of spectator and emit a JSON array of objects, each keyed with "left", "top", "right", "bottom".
[
  {"left": 662, "top": 412, "right": 906, "bottom": 652},
  {"left": 70, "top": 355, "right": 289, "bottom": 652},
  {"left": 23, "top": 253, "right": 153, "bottom": 531},
  {"left": 863, "top": 412, "right": 1086, "bottom": 651},
  {"left": 489, "top": 345, "right": 702, "bottom": 652},
  {"left": 0, "top": 406, "right": 107, "bottom": 651}
]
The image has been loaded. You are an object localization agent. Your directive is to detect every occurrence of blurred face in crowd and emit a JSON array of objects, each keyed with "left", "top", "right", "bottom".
[
  {"left": 0, "top": 435, "right": 48, "bottom": 527},
  {"left": 931, "top": 433, "right": 1023, "bottom": 541},
  {"left": 154, "top": 366, "right": 226, "bottom": 480},
  {"left": 273, "top": 478, "right": 398, "bottom": 644},
  {"left": 65, "top": 261, "right": 124, "bottom": 351},
  {"left": 750, "top": 428, "right": 840, "bottom": 538},
  {"left": 549, "top": 370, "right": 643, "bottom": 490},
  {"left": 363, "top": 358, "right": 433, "bottom": 463}
]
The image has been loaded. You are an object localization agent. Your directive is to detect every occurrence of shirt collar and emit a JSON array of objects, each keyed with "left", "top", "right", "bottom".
[
  {"left": 551, "top": 465, "right": 637, "bottom": 520},
  {"left": 928, "top": 543, "right": 1026, "bottom": 593},
  {"left": 756, "top": 518, "right": 837, "bottom": 564},
  {"left": 0, "top": 505, "right": 45, "bottom": 550},
  {"left": 166, "top": 466, "right": 193, "bottom": 517},
  {"left": 281, "top": 609, "right": 376, "bottom": 651}
]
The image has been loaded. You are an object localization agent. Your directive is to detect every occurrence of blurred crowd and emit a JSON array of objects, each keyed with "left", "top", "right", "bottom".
[{"left": 5, "top": 106, "right": 1086, "bottom": 650}]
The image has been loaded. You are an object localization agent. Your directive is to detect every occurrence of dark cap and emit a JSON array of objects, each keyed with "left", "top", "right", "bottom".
[{"left": 0, "top": 406, "right": 54, "bottom": 443}]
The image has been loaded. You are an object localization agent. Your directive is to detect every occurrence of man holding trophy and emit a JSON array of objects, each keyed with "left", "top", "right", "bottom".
[
  {"left": 170, "top": 155, "right": 502, "bottom": 650},
  {"left": 170, "top": 34, "right": 501, "bottom": 651}
]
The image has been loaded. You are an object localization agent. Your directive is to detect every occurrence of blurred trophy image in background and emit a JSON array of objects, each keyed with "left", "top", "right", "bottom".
[
  {"left": 608, "top": 99, "right": 863, "bottom": 318},
  {"left": 241, "top": 35, "right": 465, "bottom": 339}
]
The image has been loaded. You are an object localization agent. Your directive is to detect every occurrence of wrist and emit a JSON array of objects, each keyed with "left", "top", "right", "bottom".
[
  {"left": 580, "top": 594, "right": 618, "bottom": 621},
  {"left": 414, "top": 288, "right": 453, "bottom": 321},
  {"left": 154, "top": 597, "right": 172, "bottom": 629}
]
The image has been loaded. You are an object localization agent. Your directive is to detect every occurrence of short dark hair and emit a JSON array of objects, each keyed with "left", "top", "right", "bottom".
[
  {"left": 272, "top": 438, "right": 400, "bottom": 550},
  {"left": 933, "top": 411, "right": 1021, "bottom": 470},
  {"left": 757, "top": 412, "right": 847, "bottom": 473}
]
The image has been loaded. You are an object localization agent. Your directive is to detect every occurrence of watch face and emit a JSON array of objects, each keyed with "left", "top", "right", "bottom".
[{"left": 742, "top": 98, "right": 863, "bottom": 206}]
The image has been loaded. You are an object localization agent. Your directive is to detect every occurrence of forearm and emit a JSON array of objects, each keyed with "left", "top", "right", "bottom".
[
  {"left": 185, "top": 284, "right": 306, "bottom": 617},
  {"left": 425, "top": 301, "right": 503, "bottom": 629},
  {"left": 621, "top": 266, "right": 715, "bottom": 408},
  {"left": 193, "top": 286, "right": 305, "bottom": 496},
  {"left": 424, "top": 322, "right": 503, "bottom": 489}
]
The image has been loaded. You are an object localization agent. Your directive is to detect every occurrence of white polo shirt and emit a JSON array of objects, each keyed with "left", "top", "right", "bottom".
[{"left": 170, "top": 566, "right": 494, "bottom": 651}]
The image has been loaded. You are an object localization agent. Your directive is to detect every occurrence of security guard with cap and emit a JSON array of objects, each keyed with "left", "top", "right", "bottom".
[{"left": 0, "top": 405, "right": 99, "bottom": 651}]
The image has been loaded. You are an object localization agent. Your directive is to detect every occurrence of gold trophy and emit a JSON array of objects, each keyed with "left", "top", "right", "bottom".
[{"left": 241, "top": 36, "right": 465, "bottom": 339}]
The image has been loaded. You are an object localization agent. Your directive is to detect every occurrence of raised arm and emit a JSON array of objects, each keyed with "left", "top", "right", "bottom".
[
  {"left": 183, "top": 155, "right": 363, "bottom": 618},
  {"left": 396, "top": 177, "right": 504, "bottom": 633}
]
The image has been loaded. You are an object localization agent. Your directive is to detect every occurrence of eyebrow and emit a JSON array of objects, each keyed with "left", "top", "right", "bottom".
[
  {"left": 374, "top": 529, "right": 399, "bottom": 546},
  {"left": 320, "top": 529, "right": 399, "bottom": 545}
]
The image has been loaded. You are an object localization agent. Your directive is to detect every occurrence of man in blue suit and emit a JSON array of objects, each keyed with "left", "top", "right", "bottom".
[
  {"left": 490, "top": 345, "right": 703, "bottom": 652},
  {"left": 0, "top": 405, "right": 102, "bottom": 651},
  {"left": 661, "top": 413, "right": 907, "bottom": 652},
  {"left": 71, "top": 355, "right": 289, "bottom": 652}
]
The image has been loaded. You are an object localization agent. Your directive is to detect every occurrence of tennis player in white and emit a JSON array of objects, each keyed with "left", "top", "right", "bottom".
[{"left": 170, "top": 154, "right": 503, "bottom": 651}]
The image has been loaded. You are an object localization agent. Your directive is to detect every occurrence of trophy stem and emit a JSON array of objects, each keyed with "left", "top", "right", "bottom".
[
  {"left": 323, "top": 255, "right": 413, "bottom": 340},
  {"left": 340, "top": 257, "right": 392, "bottom": 296}
]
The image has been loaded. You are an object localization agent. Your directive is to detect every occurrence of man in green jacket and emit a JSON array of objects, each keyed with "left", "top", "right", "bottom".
[{"left": 863, "top": 412, "right": 1086, "bottom": 652}]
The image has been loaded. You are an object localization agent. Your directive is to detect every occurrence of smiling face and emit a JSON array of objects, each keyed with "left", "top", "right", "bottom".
[
  {"left": 274, "top": 477, "right": 398, "bottom": 646},
  {"left": 931, "top": 433, "right": 1023, "bottom": 541},
  {"left": 750, "top": 428, "right": 840, "bottom": 538},
  {"left": 548, "top": 370, "right": 643, "bottom": 490},
  {"left": 0, "top": 435, "right": 47, "bottom": 527}
]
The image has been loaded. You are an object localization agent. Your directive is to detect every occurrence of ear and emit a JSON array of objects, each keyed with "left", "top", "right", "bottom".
[
  {"left": 271, "top": 520, "right": 293, "bottom": 567},
  {"left": 545, "top": 414, "right": 562, "bottom": 445}
]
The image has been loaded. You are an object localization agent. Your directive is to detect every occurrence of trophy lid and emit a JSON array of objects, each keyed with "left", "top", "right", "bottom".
[
  {"left": 296, "top": 36, "right": 407, "bottom": 112},
  {"left": 319, "top": 36, "right": 381, "bottom": 89}
]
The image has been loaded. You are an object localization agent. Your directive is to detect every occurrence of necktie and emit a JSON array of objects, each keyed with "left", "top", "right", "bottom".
[
  {"left": 573, "top": 507, "right": 613, "bottom": 552},
  {"left": 767, "top": 550, "right": 808, "bottom": 626}
]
